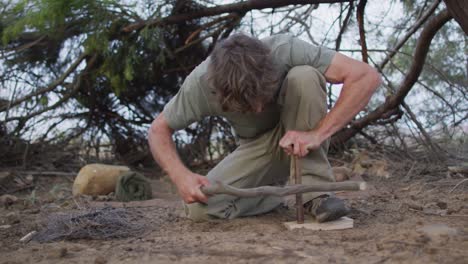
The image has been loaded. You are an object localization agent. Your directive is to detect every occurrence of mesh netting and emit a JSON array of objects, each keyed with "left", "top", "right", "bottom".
[{"left": 33, "top": 207, "right": 148, "bottom": 242}]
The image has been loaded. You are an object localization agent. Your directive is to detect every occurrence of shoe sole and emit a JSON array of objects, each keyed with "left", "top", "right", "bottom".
[{"left": 315, "top": 209, "right": 349, "bottom": 223}]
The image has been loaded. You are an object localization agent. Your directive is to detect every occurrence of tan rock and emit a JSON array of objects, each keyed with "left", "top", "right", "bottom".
[{"left": 72, "top": 164, "right": 130, "bottom": 196}]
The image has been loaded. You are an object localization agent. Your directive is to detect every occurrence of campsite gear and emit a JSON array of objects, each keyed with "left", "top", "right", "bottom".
[
  {"left": 73, "top": 164, "right": 130, "bottom": 196},
  {"left": 115, "top": 171, "right": 152, "bottom": 202},
  {"left": 304, "top": 195, "right": 350, "bottom": 223}
]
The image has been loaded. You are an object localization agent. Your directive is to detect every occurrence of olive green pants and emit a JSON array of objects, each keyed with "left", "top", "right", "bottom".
[{"left": 185, "top": 66, "right": 334, "bottom": 221}]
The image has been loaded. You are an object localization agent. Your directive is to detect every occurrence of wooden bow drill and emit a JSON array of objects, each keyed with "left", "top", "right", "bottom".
[{"left": 201, "top": 156, "right": 366, "bottom": 224}]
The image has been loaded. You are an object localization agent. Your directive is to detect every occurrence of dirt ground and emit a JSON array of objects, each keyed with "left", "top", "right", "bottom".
[{"left": 1, "top": 158, "right": 467, "bottom": 264}]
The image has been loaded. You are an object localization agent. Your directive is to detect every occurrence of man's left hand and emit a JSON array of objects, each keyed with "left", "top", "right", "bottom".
[{"left": 279, "top": 130, "right": 325, "bottom": 157}]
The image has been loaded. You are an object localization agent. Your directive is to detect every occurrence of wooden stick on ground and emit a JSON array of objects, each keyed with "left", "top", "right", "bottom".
[
  {"left": 201, "top": 181, "right": 366, "bottom": 197},
  {"left": 448, "top": 166, "right": 468, "bottom": 174}
]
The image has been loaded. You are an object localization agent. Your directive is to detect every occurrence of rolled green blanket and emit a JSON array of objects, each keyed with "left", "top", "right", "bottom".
[{"left": 115, "top": 171, "right": 152, "bottom": 202}]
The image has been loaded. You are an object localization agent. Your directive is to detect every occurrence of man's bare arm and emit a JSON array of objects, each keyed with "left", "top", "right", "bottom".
[
  {"left": 148, "top": 113, "right": 210, "bottom": 203},
  {"left": 279, "top": 53, "right": 382, "bottom": 156},
  {"left": 317, "top": 53, "right": 382, "bottom": 140}
]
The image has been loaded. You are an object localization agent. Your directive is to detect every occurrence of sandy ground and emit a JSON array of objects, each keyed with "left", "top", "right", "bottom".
[{"left": 1, "top": 163, "right": 467, "bottom": 264}]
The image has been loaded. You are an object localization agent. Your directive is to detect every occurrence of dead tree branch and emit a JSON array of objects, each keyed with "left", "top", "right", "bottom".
[
  {"left": 335, "top": 1, "right": 354, "bottom": 50},
  {"left": 443, "top": 0, "right": 468, "bottom": 34},
  {"left": 0, "top": 53, "right": 87, "bottom": 113},
  {"left": 378, "top": 0, "right": 440, "bottom": 70},
  {"left": 122, "top": 0, "right": 353, "bottom": 33},
  {"left": 331, "top": 9, "right": 452, "bottom": 146},
  {"left": 356, "top": 0, "right": 368, "bottom": 63}
]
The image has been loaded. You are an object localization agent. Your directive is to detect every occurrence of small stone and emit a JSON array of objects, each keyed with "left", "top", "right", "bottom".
[
  {"left": 48, "top": 247, "right": 67, "bottom": 259},
  {"left": 405, "top": 201, "right": 423, "bottom": 211},
  {"left": 436, "top": 201, "right": 447, "bottom": 209},
  {"left": 0, "top": 171, "right": 13, "bottom": 185},
  {"left": 25, "top": 175, "right": 34, "bottom": 184},
  {"left": 59, "top": 248, "right": 68, "bottom": 258},
  {"left": 0, "top": 225, "right": 12, "bottom": 229},
  {"left": 415, "top": 234, "right": 430, "bottom": 244},
  {"left": 25, "top": 208, "right": 40, "bottom": 214},
  {"left": 418, "top": 223, "right": 458, "bottom": 239},
  {"left": 0, "top": 194, "right": 18, "bottom": 208},
  {"left": 94, "top": 256, "right": 107, "bottom": 264},
  {"left": 94, "top": 195, "right": 110, "bottom": 201},
  {"left": 6, "top": 212, "right": 20, "bottom": 224}
]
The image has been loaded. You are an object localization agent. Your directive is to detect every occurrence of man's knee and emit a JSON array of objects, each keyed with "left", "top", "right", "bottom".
[
  {"left": 285, "top": 65, "right": 327, "bottom": 95},
  {"left": 183, "top": 202, "right": 213, "bottom": 222}
]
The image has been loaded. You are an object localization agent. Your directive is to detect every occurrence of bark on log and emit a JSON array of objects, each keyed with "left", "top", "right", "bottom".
[{"left": 201, "top": 181, "right": 366, "bottom": 198}]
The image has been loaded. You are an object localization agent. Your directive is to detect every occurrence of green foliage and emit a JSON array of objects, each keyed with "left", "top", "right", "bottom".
[{"left": 3, "top": 0, "right": 80, "bottom": 44}]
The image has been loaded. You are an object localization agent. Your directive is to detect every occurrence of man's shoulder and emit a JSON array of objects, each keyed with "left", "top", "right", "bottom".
[
  {"left": 185, "top": 58, "right": 210, "bottom": 90},
  {"left": 260, "top": 34, "right": 294, "bottom": 49}
]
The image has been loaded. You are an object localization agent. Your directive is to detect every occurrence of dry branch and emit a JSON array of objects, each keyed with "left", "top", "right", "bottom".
[
  {"left": 443, "top": 0, "right": 468, "bottom": 34},
  {"left": 0, "top": 53, "right": 87, "bottom": 113},
  {"left": 335, "top": 1, "right": 354, "bottom": 51},
  {"left": 122, "top": 0, "right": 352, "bottom": 32},
  {"left": 448, "top": 166, "right": 468, "bottom": 174},
  {"left": 201, "top": 181, "right": 366, "bottom": 198},
  {"left": 331, "top": 9, "right": 452, "bottom": 146},
  {"left": 356, "top": 0, "right": 368, "bottom": 63},
  {"left": 378, "top": 0, "right": 440, "bottom": 70}
]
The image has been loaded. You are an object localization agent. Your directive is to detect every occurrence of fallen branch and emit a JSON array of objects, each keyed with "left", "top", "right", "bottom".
[
  {"left": 449, "top": 179, "right": 468, "bottom": 193},
  {"left": 18, "top": 171, "right": 77, "bottom": 177},
  {"left": 4, "top": 184, "right": 35, "bottom": 195},
  {"left": 201, "top": 181, "right": 366, "bottom": 198},
  {"left": 448, "top": 166, "right": 468, "bottom": 174},
  {"left": 19, "top": 231, "right": 37, "bottom": 243}
]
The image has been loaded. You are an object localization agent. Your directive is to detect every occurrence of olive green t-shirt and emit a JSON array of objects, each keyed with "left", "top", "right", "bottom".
[{"left": 162, "top": 34, "right": 336, "bottom": 139}]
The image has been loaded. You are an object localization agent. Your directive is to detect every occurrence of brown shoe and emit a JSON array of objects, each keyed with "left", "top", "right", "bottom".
[{"left": 304, "top": 195, "right": 350, "bottom": 223}]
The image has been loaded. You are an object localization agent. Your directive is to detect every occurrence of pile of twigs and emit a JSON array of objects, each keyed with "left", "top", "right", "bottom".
[{"left": 33, "top": 207, "right": 147, "bottom": 242}]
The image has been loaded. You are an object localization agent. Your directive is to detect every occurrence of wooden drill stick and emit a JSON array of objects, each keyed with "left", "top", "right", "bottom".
[
  {"left": 200, "top": 181, "right": 366, "bottom": 197},
  {"left": 293, "top": 156, "right": 304, "bottom": 223}
]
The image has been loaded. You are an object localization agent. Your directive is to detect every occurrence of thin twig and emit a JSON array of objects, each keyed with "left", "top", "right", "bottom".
[{"left": 449, "top": 179, "right": 468, "bottom": 193}]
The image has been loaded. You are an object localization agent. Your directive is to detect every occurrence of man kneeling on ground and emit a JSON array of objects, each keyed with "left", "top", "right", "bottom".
[{"left": 148, "top": 33, "right": 381, "bottom": 222}]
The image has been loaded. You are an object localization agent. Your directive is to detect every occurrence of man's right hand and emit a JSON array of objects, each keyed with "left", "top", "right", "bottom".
[
  {"left": 173, "top": 172, "right": 211, "bottom": 204},
  {"left": 148, "top": 114, "right": 211, "bottom": 204}
]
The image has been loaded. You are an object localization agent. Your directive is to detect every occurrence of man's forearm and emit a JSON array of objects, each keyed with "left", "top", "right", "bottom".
[
  {"left": 148, "top": 114, "right": 210, "bottom": 203},
  {"left": 148, "top": 115, "right": 190, "bottom": 182},
  {"left": 314, "top": 71, "right": 381, "bottom": 141}
]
